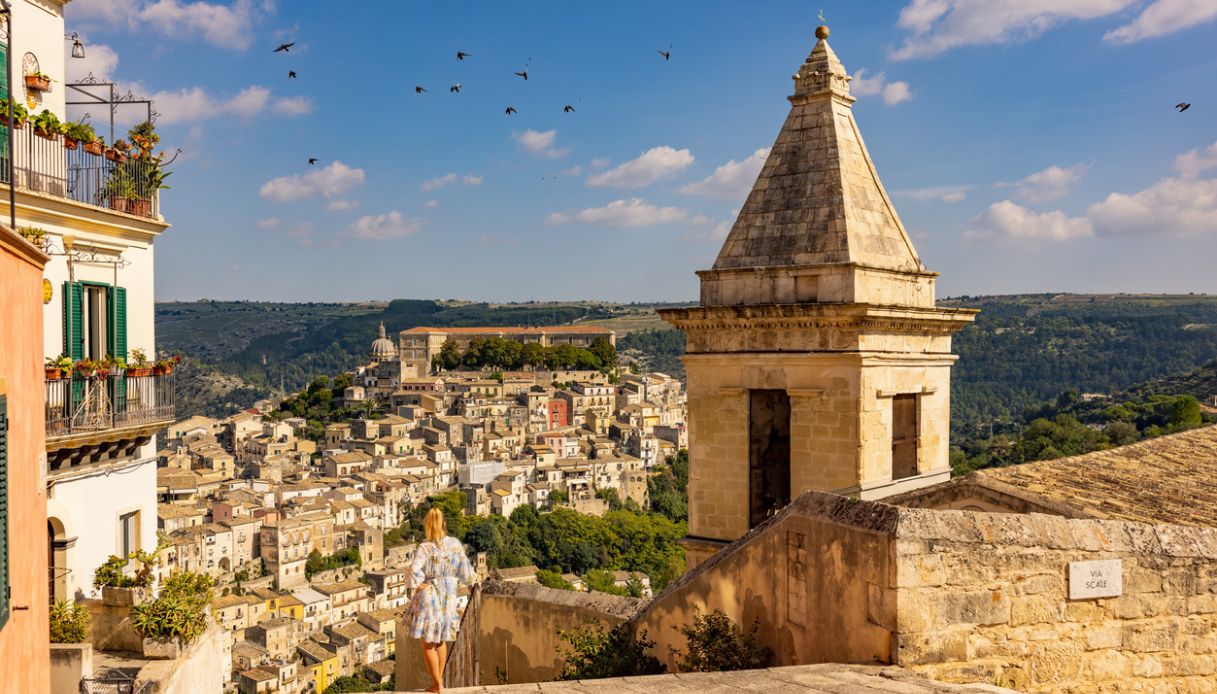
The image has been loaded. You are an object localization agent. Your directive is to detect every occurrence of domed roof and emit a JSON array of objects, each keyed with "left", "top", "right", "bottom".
[{"left": 369, "top": 322, "right": 397, "bottom": 359}]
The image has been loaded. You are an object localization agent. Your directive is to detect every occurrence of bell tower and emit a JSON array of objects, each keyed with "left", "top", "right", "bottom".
[{"left": 660, "top": 23, "right": 977, "bottom": 568}]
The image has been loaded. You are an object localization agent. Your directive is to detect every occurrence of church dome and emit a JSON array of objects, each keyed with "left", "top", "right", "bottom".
[{"left": 369, "top": 322, "right": 397, "bottom": 360}]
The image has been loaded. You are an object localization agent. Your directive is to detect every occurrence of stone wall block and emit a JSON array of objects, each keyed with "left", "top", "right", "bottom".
[
  {"left": 1083, "top": 648, "right": 1129, "bottom": 682},
  {"left": 1122, "top": 621, "right": 1179, "bottom": 652},
  {"left": 1160, "top": 654, "right": 1217, "bottom": 677},
  {"left": 897, "top": 628, "right": 968, "bottom": 665},
  {"left": 1029, "top": 642, "right": 1083, "bottom": 685},
  {"left": 936, "top": 589, "right": 1010, "bottom": 627},
  {"left": 1065, "top": 600, "right": 1107, "bottom": 623},
  {"left": 895, "top": 554, "right": 944, "bottom": 588},
  {"left": 1084, "top": 623, "right": 1123, "bottom": 651},
  {"left": 1010, "top": 595, "right": 1065, "bottom": 627},
  {"left": 1127, "top": 566, "right": 1164, "bottom": 594},
  {"left": 1014, "top": 573, "right": 1061, "bottom": 596}
]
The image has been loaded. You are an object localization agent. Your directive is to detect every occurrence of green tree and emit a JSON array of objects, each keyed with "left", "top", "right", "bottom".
[
  {"left": 672, "top": 609, "right": 773, "bottom": 672},
  {"left": 439, "top": 338, "right": 462, "bottom": 371},
  {"left": 536, "top": 568, "right": 574, "bottom": 591},
  {"left": 590, "top": 336, "right": 617, "bottom": 370},
  {"left": 521, "top": 342, "right": 546, "bottom": 369},
  {"left": 584, "top": 568, "right": 627, "bottom": 596},
  {"left": 556, "top": 620, "right": 665, "bottom": 680}
]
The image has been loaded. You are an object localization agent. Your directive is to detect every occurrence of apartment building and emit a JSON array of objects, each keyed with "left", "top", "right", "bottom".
[{"left": 399, "top": 326, "right": 616, "bottom": 378}]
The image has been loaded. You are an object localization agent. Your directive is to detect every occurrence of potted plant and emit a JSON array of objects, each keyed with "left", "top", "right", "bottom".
[
  {"left": 127, "top": 348, "right": 153, "bottom": 377},
  {"left": 131, "top": 571, "right": 214, "bottom": 660},
  {"left": 73, "top": 358, "right": 110, "bottom": 380},
  {"left": 93, "top": 554, "right": 154, "bottom": 606},
  {"left": 104, "top": 355, "right": 127, "bottom": 376},
  {"left": 129, "top": 121, "right": 159, "bottom": 157},
  {"left": 50, "top": 601, "right": 92, "bottom": 644},
  {"left": 32, "top": 109, "right": 62, "bottom": 140},
  {"left": 106, "top": 139, "right": 130, "bottom": 164},
  {"left": 0, "top": 99, "right": 28, "bottom": 129},
  {"left": 18, "top": 225, "right": 49, "bottom": 250},
  {"left": 153, "top": 354, "right": 181, "bottom": 376},
  {"left": 24, "top": 71, "right": 52, "bottom": 92},
  {"left": 45, "top": 354, "right": 72, "bottom": 380},
  {"left": 83, "top": 133, "right": 105, "bottom": 156},
  {"left": 63, "top": 121, "right": 96, "bottom": 151},
  {"left": 101, "top": 164, "right": 136, "bottom": 212}
]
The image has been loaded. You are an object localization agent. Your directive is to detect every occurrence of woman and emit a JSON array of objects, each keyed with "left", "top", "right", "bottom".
[{"left": 407, "top": 508, "right": 476, "bottom": 693}]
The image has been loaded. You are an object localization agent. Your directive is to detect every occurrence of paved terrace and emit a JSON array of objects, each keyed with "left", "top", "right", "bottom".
[{"left": 432, "top": 664, "right": 1018, "bottom": 693}]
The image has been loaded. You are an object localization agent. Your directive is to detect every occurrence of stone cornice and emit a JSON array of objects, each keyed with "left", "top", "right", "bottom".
[
  {"left": 696, "top": 261, "right": 940, "bottom": 280},
  {"left": 15, "top": 188, "right": 171, "bottom": 245},
  {"left": 659, "top": 302, "right": 977, "bottom": 336},
  {"left": 0, "top": 223, "right": 49, "bottom": 268}
]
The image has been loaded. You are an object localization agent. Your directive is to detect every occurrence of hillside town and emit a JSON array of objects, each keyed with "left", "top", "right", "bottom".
[{"left": 150, "top": 324, "right": 684, "bottom": 691}]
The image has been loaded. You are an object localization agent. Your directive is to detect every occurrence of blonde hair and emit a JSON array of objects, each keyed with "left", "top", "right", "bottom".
[{"left": 424, "top": 508, "right": 446, "bottom": 543}]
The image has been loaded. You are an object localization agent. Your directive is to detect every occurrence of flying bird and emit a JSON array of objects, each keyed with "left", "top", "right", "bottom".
[
  {"left": 505, "top": 106, "right": 518, "bottom": 115},
  {"left": 415, "top": 85, "right": 427, "bottom": 94},
  {"left": 657, "top": 45, "right": 671, "bottom": 61},
  {"left": 308, "top": 158, "right": 318, "bottom": 165},
  {"left": 563, "top": 104, "right": 575, "bottom": 113},
  {"left": 288, "top": 71, "right": 297, "bottom": 79},
  {"left": 456, "top": 51, "right": 471, "bottom": 61},
  {"left": 274, "top": 42, "right": 295, "bottom": 53},
  {"left": 450, "top": 84, "right": 462, "bottom": 93},
  {"left": 514, "top": 68, "right": 528, "bottom": 80},
  {"left": 1176, "top": 102, "right": 1191, "bottom": 112}
]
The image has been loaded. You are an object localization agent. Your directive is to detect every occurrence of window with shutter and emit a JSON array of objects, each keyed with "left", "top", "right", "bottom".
[
  {"left": 62, "top": 281, "right": 84, "bottom": 361},
  {"left": 892, "top": 394, "right": 919, "bottom": 480},
  {"left": 0, "top": 394, "right": 9, "bottom": 630},
  {"left": 0, "top": 42, "right": 8, "bottom": 166},
  {"left": 109, "top": 287, "right": 128, "bottom": 414}
]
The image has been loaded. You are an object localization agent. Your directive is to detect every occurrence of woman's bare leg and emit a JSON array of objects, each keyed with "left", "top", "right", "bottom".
[{"left": 422, "top": 641, "right": 443, "bottom": 692}]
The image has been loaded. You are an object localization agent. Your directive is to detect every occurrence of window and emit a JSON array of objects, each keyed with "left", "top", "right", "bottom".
[
  {"left": 119, "top": 510, "right": 140, "bottom": 558},
  {"left": 62, "top": 282, "right": 127, "bottom": 362},
  {"left": 892, "top": 394, "right": 920, "bottom": 480}
]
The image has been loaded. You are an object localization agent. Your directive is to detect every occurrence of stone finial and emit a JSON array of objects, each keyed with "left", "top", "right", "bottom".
[{"left": 792, "top": 24, "right": 852, "bottom": 100}]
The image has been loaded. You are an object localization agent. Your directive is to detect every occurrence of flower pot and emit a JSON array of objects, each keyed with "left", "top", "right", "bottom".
[
  {"left": 1, "top": 115, "right": 24, "bottom": 130},
  {"left": 102, "top": 585, "right": 149, "bottom": 607},
  {"left": 126, "top": 367, "right": 153, "bottom": 378},
  {"left": 45, "top": 367, "right": 62, "bottom": 380},
  {"left": 24, "top": 75, "right": 51, "bottom": 92},
  {"left": 63, "top": 136, "right": 79, "bottom": 150},
  {"left": 141, "top": 636, "right": 181, "bottom": 660},
  {"left": 83, "top": 140, "right": 104, "bottom": 156},
  {"left": 34, "top": 128, "right": 58, "bottom": 141},
  {"left": 129, "top": 198, "right": 152, "bottom": 218},
  {"left": 153, "top": 365, "right": 173, "bottom": 376},
  {"left": 109, "top": 196, "right": 129, "bottom": 213},
  {"left": 104, "top": 148, "right": 128, "bottom": 164}
]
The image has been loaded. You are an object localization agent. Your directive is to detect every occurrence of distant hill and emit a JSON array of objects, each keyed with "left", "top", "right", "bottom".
[
  {"left": 157, "top": 299, "right": 693, "bottom": 418},
  {"left": 1122, "top": 359, "right": 1217, "bottom": 409}
]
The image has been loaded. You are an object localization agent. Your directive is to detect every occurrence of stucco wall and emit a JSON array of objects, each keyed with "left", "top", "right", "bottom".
[
  {"left": 634, "top": 496, "right": 897, "bottom": 670},
  {"left": 50, "top": 643, "right": 92, "bottom": 694},
  {"left": 893, "top": 509, "right": 1217, "bottom": 692},
  {"left": 136, "top": 622, "right": 231, "bottom": 694},
  {"left": 0, "top": 227, "right": 51, "bottom": 694}
]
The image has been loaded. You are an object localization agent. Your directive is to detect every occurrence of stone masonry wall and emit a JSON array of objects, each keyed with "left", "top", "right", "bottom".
[{"left": 893, "top": 509, "right": 1217, "bottom": 693}]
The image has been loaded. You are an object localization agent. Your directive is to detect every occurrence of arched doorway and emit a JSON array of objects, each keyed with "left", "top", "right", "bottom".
[{"left": 47, "top": 517, "right": 73, "bottom": 603}]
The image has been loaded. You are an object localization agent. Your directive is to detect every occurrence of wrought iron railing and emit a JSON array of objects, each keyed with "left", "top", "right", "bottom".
[
  {"left": 80, "top": 674, "right": 152, "bottom": 694},
  {"left": 0, "top": 124, "right": 160, "bottom": 219},
  {"left": 46, "top": 372, "right": 175, "bottom": 439}
]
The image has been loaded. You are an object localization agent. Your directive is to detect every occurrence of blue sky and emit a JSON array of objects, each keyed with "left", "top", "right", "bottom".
[{"left": 66, "top": 0, "right": 1217, "bottom": 302}]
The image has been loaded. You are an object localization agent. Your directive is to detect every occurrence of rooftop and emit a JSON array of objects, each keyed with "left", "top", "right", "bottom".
[{"left": 402, "top": 326, "right": 614, "bottom": 335}]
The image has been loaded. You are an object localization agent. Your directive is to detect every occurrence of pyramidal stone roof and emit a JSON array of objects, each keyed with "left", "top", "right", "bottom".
[{"left": 713, "top": 25, "right": 923, "bottom": 273}]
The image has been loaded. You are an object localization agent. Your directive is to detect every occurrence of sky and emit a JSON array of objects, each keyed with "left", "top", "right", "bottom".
[{"left": 63, "top": 0, "right": 1217, "bottom": 303}]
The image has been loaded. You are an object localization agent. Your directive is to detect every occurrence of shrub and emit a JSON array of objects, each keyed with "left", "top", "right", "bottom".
[
  {"left": 556, "top": 619, "right": 664, "bottom": 680},
  {"left": 672, "top": 608, "right": 772, "bottom": 672},
  {"left": 130, "top": 571, "right": 214, "bottom": 644},
  {"left": 49, "top": 601, "right": 91, "bottom": 643},
  {"left": 92, "top": 555, "right": 153, "bottom": 590},
  {"left": 535, "top": 569, "right": 573, "bottom": 591}
]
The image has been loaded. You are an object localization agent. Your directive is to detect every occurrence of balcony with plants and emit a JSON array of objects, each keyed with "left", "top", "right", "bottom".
[
  {"left": 0, "top": 106, "right": 171, "bottom": 221},
  {"left": 44, "top": 348, "right": 178, "bottom": 475}
]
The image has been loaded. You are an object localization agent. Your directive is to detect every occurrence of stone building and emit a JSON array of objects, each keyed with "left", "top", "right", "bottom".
[
  {"left": 398, "top": 326, "right": 616, "bottom": 379},
  {"left": 659, "top": 23, "right": 976, "bottom": 568}
]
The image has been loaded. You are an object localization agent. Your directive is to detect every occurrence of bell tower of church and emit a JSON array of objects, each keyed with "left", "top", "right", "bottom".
[{"left": 660, "top": 24, "right": 977, "bottom": 568}]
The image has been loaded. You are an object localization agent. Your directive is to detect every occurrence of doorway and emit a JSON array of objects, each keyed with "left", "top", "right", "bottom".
[{"left": 749, "top": 390, "right": 791, "bottom": 527}]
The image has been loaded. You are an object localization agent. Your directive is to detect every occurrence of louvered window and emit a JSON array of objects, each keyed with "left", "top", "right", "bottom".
[{"left": 892, "top": 394, "right": 920, "bottom": 480}]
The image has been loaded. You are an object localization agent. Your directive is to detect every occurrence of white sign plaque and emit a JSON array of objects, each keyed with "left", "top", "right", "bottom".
[{"left": 1069, "top": 559, "right": 1123, "bottom": 600}]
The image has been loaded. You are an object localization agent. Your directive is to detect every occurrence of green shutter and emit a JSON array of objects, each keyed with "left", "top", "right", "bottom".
[
  {"left": 0, "top": 42, "right": 8, "bottom": 163},
  {"left": 0, "top": 394, "right": 9, "bottom": 631},
  {"left": 109, "top": 287, "right": 128, "bottom": 414},
  {"left": 62, "top": 282, "right": 83, "bottom": 361}
]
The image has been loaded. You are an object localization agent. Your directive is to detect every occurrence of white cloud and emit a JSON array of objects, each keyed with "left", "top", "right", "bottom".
[
  {"left": 256, "top": 217, "right": 281, "bottom": 229},
  {"left": 589, "top": 158, "right": 611, "bottom": 170},
  {"left": 587, "top": 147, "right": 694, "bottom": 188},
  {"left": 259, "top": 161, "right": 366, "bottom": 202},
  {"left": 139, "top": 0, "right": 260, "bottom": 50},
  {"left": 1174, "top": 140, "right": 1217, "bottom": 178},
  {"left": 67, "top": 42, "right": 119, "bottom": 82},
  {"left": 272, "top": 96, "right": 315, "bottom": 116},
  {"left": 140, "top": 84, "right": 270, "bottom": 124},
  {"left": 512, "top": 129, "right": 570, "bottom": 158},
  {"left": 891, "top": 0, "right": 1137, "bottom": 60},
  {"left": 893, "top": 185, "right": 976, "bottom": 202},
  {"left": 683, "top": 212, "right": 737, "bottom": 242},
  {"left": 347, "top": 211, "right": 425, "bottom": 240},
  {"left": 424, "top": 199, "right": 440, "bottom": 209},
  {"left": 850, "top": 69, "right": 913, "bottom": 105},
  {"left": 560, "top": 165, "right": 582, "bottom": 176},
  {"left": 1087, "top": 176, "right": 1217, "bottom": 235},
  {"left": 420, "top": 173, "right": 482, "bottom": 192},
  {"left": 1104, "top": 0, "right": 1217, "bottom": 44},
  {"left": 680, "top": 148, "right": 770, "bottom": 200},
  {"left": 966, "top": 200, "right": 1094, "bottom": 241},
  {"left": 546, "top": 198, "right": 689, "bottom": 228},
  {"left": 325, "top": 199, "right": 359, "bottom": 211},
  {"left": 998, "top": 163, "right": 1091, "bottom": 202}
]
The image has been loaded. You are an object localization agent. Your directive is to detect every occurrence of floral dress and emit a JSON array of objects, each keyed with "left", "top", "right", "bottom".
[{"left": 406, "top": 535, "right": 476, "bottom": 643}]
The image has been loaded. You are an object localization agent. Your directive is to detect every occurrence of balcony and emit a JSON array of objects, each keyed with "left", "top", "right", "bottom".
[
  {"left": 0, "top": 124, "right": 160, "bottom": 220},
  {"left": 45, "top": 372, "right": 175, "bottom": 474}
]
